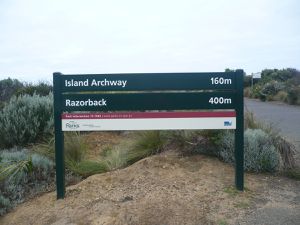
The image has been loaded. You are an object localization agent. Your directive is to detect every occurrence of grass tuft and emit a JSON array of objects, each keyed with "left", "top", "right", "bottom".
[
  {"left": 223, "top": 186, "right": 239, "bottom": 197},
  {"left": 126, "top": 131, "right": 166, "bottom": 165},
  {"left": 68, "top": 160, "right": 107, "bottom": 178},
  {"left": 285, "top": 169, "right": 300, "bottom": 180},
  {"left": 104, "top": 146, "right": 127, "bottom": 171}
]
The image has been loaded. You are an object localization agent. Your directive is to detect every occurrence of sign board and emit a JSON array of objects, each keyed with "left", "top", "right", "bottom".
[
  {"left": 62, "top": 111, "right": 236, "bottom": 131},
  {"left": 53, "top": 71, "right": 244, "bottom": 199},
  {"left": 252, "top": 72, "right": 261, "bottom": 79}
]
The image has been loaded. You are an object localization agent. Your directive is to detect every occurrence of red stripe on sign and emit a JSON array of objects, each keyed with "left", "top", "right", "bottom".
[{"left": 61, "top": 111, "right": 236, "bottom": 119}]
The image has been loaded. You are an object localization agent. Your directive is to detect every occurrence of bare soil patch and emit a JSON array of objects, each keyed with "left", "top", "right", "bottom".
[{"left": 1, "top": 151, "right": 299, "bottom": 225}]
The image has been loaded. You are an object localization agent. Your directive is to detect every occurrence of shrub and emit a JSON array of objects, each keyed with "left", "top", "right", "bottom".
[
  {"left": 64, "top": 132, "right": 87, "bottom": 164},
  {"left": 162, "top": 130, "right": 197, "bottom": 148},
  {"left": 287, "top": 86, "right": 300, "bottom": 105},
  {"left": 126, "top": 131, "right": 166, "bottom": 164},
  {"left": 285, "top": 169, "right": 300, "bottom": 180},
  {"left": 276, "top": 137, "right": 296, "bottom": 169},
  {"left": 244, "top": 75, "right": 252, "bottom": 87},
  {"left": 244, "top": 111, "right": 295, "bottom": 169},
  {"left": 250, "top": 69, "right": 300, "bottom": 105},
  {"left": 218, "top": 129, "right": 280, "bottom": 172},
  {"left": 68, "top": 160, "right": 107, "bottom": 178},
  {"left": 0, "top": 148, "right": 55, "bottom": 215},
  {"left": 244, "top": 110, "right": 277, "bottom": 135},
  {"left": 34, "top": 132, "right": 96, "bottom": 176},
  {"left": 0, "top": 93, "right": 53, "bottom": 148},
  {"left": 273, "top": 90, "right": 288, "bottom": 102},
  {"left": 244, "top": 87, "right": 251, "bottom": 98},
  {"left": 0, "top": 148, "right": 32, "bottom": 182},
  {"left": 217, "top": 130, "right": 235, "bottom": 164},
  {"left": 261, "top": 68, "right": 295, "bottom": 83},
  {"left": 0, "top": 147, "right": 29, "bottom": 162},
  {"left": 244, "top": 129, "right": 280, "bottom": 171},
  {"left": 15, "top": 81, "right": 53, "bottom": 97},
  {"left": 0, "top": 78, "right": 23, "bottom": 102},
  {"left": 30, "top": 153, "right": 54, "bottom": 180},
  {"left": 250, "top": 84, "right": 263, "bottom": 99},
  {"left": 0, "top": 194, "right": 11, "bottom": 215},
  {"left": 104, "top": 146, "right": 128, "bottom": 171},
  {"left": 259, "top": 81, "right": 285, "bottom": 101},
  {"left": 0, "top": 149, "right": 54, "bottom": 182}
]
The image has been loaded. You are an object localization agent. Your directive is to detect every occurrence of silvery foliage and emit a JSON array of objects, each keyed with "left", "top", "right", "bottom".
[
  {"left": 0, "top": 148, "right": 54, "bottom": 215},
  {"left": 31, "top": 153, "right": 54, "bottom": 178},
  {"left": 218, "top": 129, "right": 280, "bottom": 172},
  {"left": 244, "top": 129, "right": 280, "bottom": 171},
  {"left": 0, "top": 194, "right": 11, "bottom": 215},
  {"left": 0, "top": 93, "right": 53, "bottom": 147},
  {"left": 0, "top": 147, "right": 29, "bottom": 162},
  {"left": 0, "top": 147, "right": 29, "bottom": 183},
  {"left": 218, "top": 130, "right": 235, "bottom": 164},
  {"left": 0, "top": 148, "right": 54, "bottom": 181}
]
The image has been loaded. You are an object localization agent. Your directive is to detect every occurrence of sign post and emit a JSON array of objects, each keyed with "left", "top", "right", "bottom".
[
  {"left": 53, "top": 71, "right": 244, "bottom": 199},
  {"left": 53, "top": 72, "right": 65, "bottom": 199}
]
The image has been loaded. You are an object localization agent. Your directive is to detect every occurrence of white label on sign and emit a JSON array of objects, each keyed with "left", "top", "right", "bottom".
[{"left": 61, "top": 112, "right": 236, "bottom": 131}]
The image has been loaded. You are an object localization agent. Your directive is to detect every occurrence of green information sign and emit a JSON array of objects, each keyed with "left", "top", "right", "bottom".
[{"left": 53, "top": 71, "right": 244, "bottom": 199}]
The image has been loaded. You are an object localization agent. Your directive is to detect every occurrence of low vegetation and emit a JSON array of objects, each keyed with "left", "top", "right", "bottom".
[
  {"left": 0, "top": 76, "right": 298, "bottom": 216},
  {"left": 0, "top": 148, "right": 54, "bottom": 215},
  {"left": 0, "top": 93, "right": 53, "bottom": 148},
  {"left": 244, "top": 68, "right": 300, "bottom": 105}
]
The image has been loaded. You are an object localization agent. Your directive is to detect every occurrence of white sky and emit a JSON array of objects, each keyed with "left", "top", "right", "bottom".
[{"left": 0, "top": 0, "right": 299, "bottom": 82}]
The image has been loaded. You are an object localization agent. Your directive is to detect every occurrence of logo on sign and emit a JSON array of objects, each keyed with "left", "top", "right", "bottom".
[
  {"left": 224, "top": 121, "right": 232, "bottom": 126},
  {"left": 66, "top": 121, "right": 80, "bottom": 129}
]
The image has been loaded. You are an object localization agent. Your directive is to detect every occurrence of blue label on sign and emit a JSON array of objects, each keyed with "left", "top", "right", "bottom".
[{"left": 224, "top": 121, "right": 232, "bottom": 126}]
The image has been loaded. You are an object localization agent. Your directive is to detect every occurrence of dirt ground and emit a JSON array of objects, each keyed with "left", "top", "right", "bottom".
[{"left": 1, "top": 151, "right": 299, "bottom": 225}]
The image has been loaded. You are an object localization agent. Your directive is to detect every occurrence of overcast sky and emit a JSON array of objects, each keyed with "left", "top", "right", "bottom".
[{"left": 0, "top": 0, "right": 299, "bottom": 82}]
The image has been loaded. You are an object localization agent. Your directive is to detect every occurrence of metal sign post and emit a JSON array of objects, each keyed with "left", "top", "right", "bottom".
[{"left": 53, "top": 71, "right": 244, "bottom": 199}]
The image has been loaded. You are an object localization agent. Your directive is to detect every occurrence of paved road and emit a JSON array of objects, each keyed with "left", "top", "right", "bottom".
[
  {"left": 244, "top": 98, "right": 300, "bottom": 146},
  {"left": 242, "top": 98, "right": 300, "bottom": 225}
]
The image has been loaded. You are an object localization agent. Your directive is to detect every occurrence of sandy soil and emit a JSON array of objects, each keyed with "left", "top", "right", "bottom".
[{"left": 1, "top": 151, "right": 299, "bottom": 225}]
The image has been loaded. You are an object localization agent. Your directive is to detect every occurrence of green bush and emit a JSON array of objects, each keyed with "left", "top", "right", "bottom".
[
  {"left": 287, "top": 86, "right": 300, "bottom": 105},
  {"left": 250, "top": 84, "right": 263, "bottom": 99},
  {"left": 68, "top": 160, "right": 107, "bottom": 178},
  {"left": 0, "top": 147, "right": 29, "bottom": 162},
  {"left": 0, "top": 78, "right": 23, "bottom": 102},
  {"left": 273, "top": 91, "right": 288, "bottom": 102},
  {"left": 244, "top": 129, "right": 280, "bottom": 171},
  {"left": 250, "top": 68, "right": 300, "bottom": 105},
  {"left": 30, "top": 153, "right": 54, "bottom": 180},
  {"left": 244, "top": 111, "right": 295, "bottom": 169},
  {"left": 0, "top": 93, "right": 53, "bottom": 148},
  {"left": 126, "top": 131, "right": 166, "bottom": 164},
  {"left": 0, "top": 148, "right": 32, "bottom": 182},
  {"left": 244, "top": 75, "right": 252, "bottom": 87},
  {"left": 64, "top": 132, "right": 87, "bottom": 163},
  {"left": 261, "top": 68, "right": 295, "bottom": 83},
  {"left": 34, "top": 132, "right": 100, "bottom": 177},
  {"left": 104, "top": 146, "right": 128, "bottom": 171},
  {"left": 244, "top": 111, "right": 276, "bottom": 134},
  {"left": 0, "top": 194, "right": 11, "bottom": 215},
  {"left": 259, "top": 81, "right": 285, "bottom": 101},
  {"left": 0, "top": 148, "right": 55, "bottom": 215},
  {"left": 244, "top": 87, "right": 251, "bottom": 98},
  {"left": 15, "top": 81, "right": 53, "bottom": 97},
  {"left": 218, "top": 129, "right": 280, "bottom": 172}
]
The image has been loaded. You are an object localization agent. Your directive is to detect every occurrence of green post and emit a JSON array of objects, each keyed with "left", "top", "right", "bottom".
[
  {"left": 235, "top": 70, "right": 244, "bottom": 191},
  {"left": 53, "top": 72, "right": 65, "bottom": 199}
]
